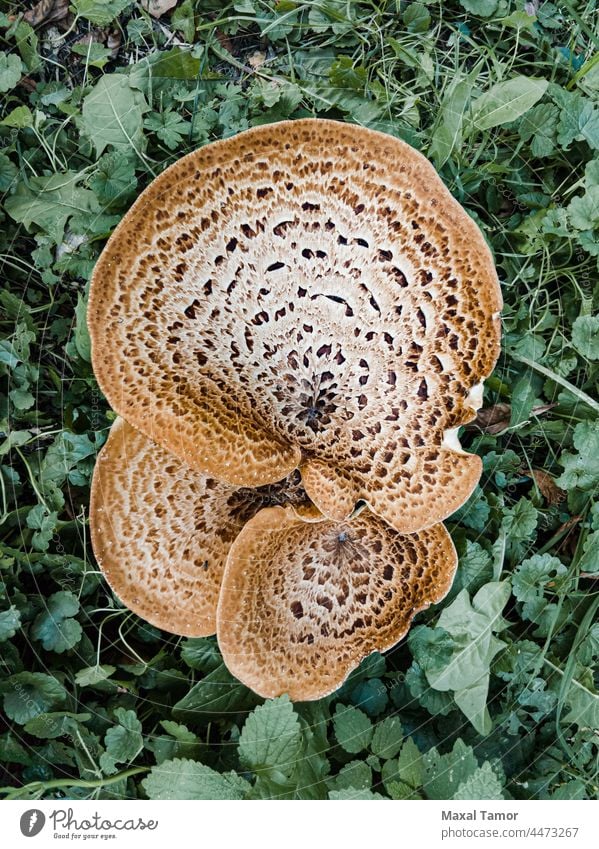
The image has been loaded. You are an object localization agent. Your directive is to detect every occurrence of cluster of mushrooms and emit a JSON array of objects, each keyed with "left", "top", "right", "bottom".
[{"left": 88, "top": 119, "right": 501, "bottom": 701}]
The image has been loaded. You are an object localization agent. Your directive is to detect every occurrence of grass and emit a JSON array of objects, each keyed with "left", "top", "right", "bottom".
[{"left": 0, "top": 0, "right": 597, "bottom": 801}]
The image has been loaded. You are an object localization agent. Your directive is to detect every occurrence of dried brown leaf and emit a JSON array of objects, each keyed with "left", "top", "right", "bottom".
[
  {"left": 529, "top": 469, "right": 566, "bottom": 505},
  {"left": 24, "top": 0, "right": 69, "bottom": 26},
  {"left": 140, "top": 0, "right": 179, "bottom": 18}
]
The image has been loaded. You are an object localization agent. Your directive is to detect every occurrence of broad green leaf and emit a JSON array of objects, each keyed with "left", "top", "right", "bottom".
[
  {"left": 382, "top": 737, "right": 423, "bottom": 799},
  {"left": 556, "top": 421, "right": 599, "bottom": 491},
  {"left": 71, "top": 0, "right": 134, "bottom": 26},
  {"left": 173, "top": 663, "right": 259, "bottom": 720},
  {"left": 408, "top": 625, "right": 455, "bottom": 672},
  {"left": 143, "top": 758, "right": 249, "bottom": 800},
  {"left": 471, "top": 76, "right": 548, "bottom": 130},
  {"left": 81, "top": 74, "right": 148, "bottom": 156},
  {"left": 370, "top": 715, "right": 403, "bottom": 759},
  {"left": 423, "top": 739, "right": 478, "bottom": 800},
  {"left": 572, "top": 315, "right": 599, "bottom": 359},
  {"left": 0, "top": 51, "right": 22, "bottom": 93},
  {"left": 459, "top": 0, "right": 498, "bottom": 17},
  {"left": 453, "top": 761, "right": 504, "bottom": 799},
  {"left": 24, "top": 712, "right": 91, "bottom": 739},
  {"left": 75, "top": 665, "right": 116, "bottom": 686},
  {"left": 502, "top": 497, "right": 538, "bottom": 542},
  {"left": 30, "top": 591, "right": 82, "bottom": 653},
  {"left": 333, "top": 704, "right": 373, "bottom": 754},
  {"left": 563, "top": 683, "right": 599, "bottom": 730},
  {"left": 100, "top": 707, "right": 143, "bottom": 774},
  {"left": 4, "top": 673, "right": 67, "bottom": 724},
  {"left": 329, "top": 788, "right": 385, "bottom": 800},
  {"left": 429, "top": 77, "right": 473, "bottom": 167},
  {"left": 4, "top": 171, "right": 100, "bottom": 242},
  {"left": 239, "top": 696, "right": 302, "bottom": 779},
  {"left": 329, "top": 760, "right": 372, "bottom": 791},
  {"left": 0, "top": 606, "right": 21, "bottom": 642}
]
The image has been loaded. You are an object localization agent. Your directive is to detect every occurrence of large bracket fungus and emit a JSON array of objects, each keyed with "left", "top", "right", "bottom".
[
  {"left": 91, "top": 418, "right": 457, "bottom": 700},
  {"left": 88, "top": 119, "right": 502, "bottom": 700},
  {"left": 88, "top": 119, "right": 502, "bottom": 534}
]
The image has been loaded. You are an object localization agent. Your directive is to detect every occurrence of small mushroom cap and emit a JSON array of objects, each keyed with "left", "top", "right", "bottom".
[
  {"left": 89, "top": 118, "right": 501, "bottom": 533},
  {"left": 90, "top": 418, "right": 307, "bottom": 637},
  {"left": 217, "top": 505, "right": 457, "bottom": 701}
]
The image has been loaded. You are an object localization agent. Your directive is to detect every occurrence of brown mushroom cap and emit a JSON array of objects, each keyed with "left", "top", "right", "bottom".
[
  {"left": 217, "top": 505, "right": 457, "bottom": 701},
  {"left": 89, "top": 418, "right": 306, "bottom": 636},
  {"left": 89, "top": 118, "right": 501, "bottom": 533}
]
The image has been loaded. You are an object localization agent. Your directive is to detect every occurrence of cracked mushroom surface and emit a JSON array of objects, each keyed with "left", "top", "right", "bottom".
[
  {"left": 90, "top": 417, "right": 307, "bottom": 637},
  {"left": 90, "top": 418, "right": 457, "bottom": 699},
  {"left": 88, "top": 118, "right": 502, "bottom": 534}
]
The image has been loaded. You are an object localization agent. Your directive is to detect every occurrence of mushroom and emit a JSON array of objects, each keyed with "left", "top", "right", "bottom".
[
  {"left": 88, "top": 119, "right": 501, "bottom": 534},
  {"left": 90, "top": 418, "right": 457, "bottom": 700}
]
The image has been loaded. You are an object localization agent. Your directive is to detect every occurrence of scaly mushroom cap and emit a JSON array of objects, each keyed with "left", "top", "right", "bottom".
[
  {"left": 88, "top": 119, "right": 501, "bottom": 533},
  {"left": 90, "top": 418, "right": 307, "bottom": 636},
  {"left": 90, "top": 419, "right": 457, "bottom": 700},
  {"left": 217, "top": 506, "right": 457, "bottom": 700}
]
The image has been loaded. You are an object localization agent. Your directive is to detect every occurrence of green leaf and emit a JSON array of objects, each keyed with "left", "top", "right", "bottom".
[
  {"left": 1, "top": 105, "right": 33, "bottom": 128},
  {"left": 408, "top": 625, "right": 455, "bottom": 672},
  {"left": 71, "top": 0, "right": 134, "bottom": 26},
  {"left": 81, "top": 74, "right": 149, "bottom": 156},
  {"left": 143, "top": 758, "right": 249, "bottom": 800},
  {"left": 502, "top": 497, "right": 538, "bottom": 542},
  {"left": 329, "top": 57, "right": 367, "bottom": 92},
  {"left": 454, "top": 539, "right": 493, "bottom": 593},
  {"left": 556, "top": 420, "right": 599, "bottom": 491},
  {"left": 40, "top": 431, "right": 97, "bottom": 489},
  {"left": 568, "top": 188, "right": 599, "bottom": 232},
  {"left": 382, "top": 737, "right": 423, "bottom": 799},
  {"left": 75, "top": 665, "right": 116, "bottom": 686},
  {"left": 4, "top": 672, "right": 67, "bottom": 724},
  {"left": 578, "top": 531, "right": 599, "bottom": 575},
  {"left": 453, "top": 761, "right": 504, "bottom": 799},
  {"left": 89, "top": 152, "right": 137, "bottom": 209},
  {"left": 329, "top": 788, "right": 385, "bottom": 800},
  {"left": 71, "top": 41, "right": 114, "bottom": 69},
  {"left": 471, "top": 77, "right": 548, "bottom": 130},
  {"left": 24, "top": 712, "right": 90, "bottom": 739},
  {"left": 30, "top": 591, "right": 82, "bottom": 653},
  {"left": 173, "top": 663, "right": 259, "bottom": 720},
  {"left": 69, "top": 294, "right": 92, "bottom": 362},
  {"left": 563, "top": 683, "right": 599, "bottom": 730},
  {"left": 0, "top": 606, "right": 21, "bottom": 642},
  {"left": 510, "top": 374, "right": 537, "bottom": 425},
  {"left": 426, "top": 582, "right": 510, "bottom": 733},
  {"left": 329, "top": 760, "right": 372, "bottom": 791},
  {"left": 26, "top": 505, "right": 59, "bottom": 553},
  {"left": 0, "top": 51, "right": 22, "bottom": 93},
  {"left": 4, "top": 171, "right": 101, "bottom": 243},
  {"left": 239, "top": 696, "right": 302, "bottom": 779},
  {"left": 423, "top": 739, "right": 478, "bottom": 800},
  {"left": 551, "top": 87, "right": 599, "bottom": 150},
  {"left": 451, "top": 486, "right": 490, "bottom": 530},
  {"left": 513, "top": 554, "right": 567, "bottom": 606},
  {"left": 370, "top": 715, "right": 403, "bottom": 759},
  {"left": 100, "top": 707, "right": 143, "bottom": 774},
  {"left": 518, "top": 103, "right": 559, "bottom": 157},
  {"left": 333, "top": 704, "right": 373, "bottom": 754},
  {"left": 144, "top": 110, "right": 191, "bottom": 150},
  {"left": 402, "top": 3, "right": 431, "bottom": 33},
  {"left": 572, "top": 315, "right": 599, "bottom": 359},
  {"left": 459, "top": 0, "right": 498, "bottom": 17},
  {"left": 429, "top": 77, "right": 473, "bottom": 167}
]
